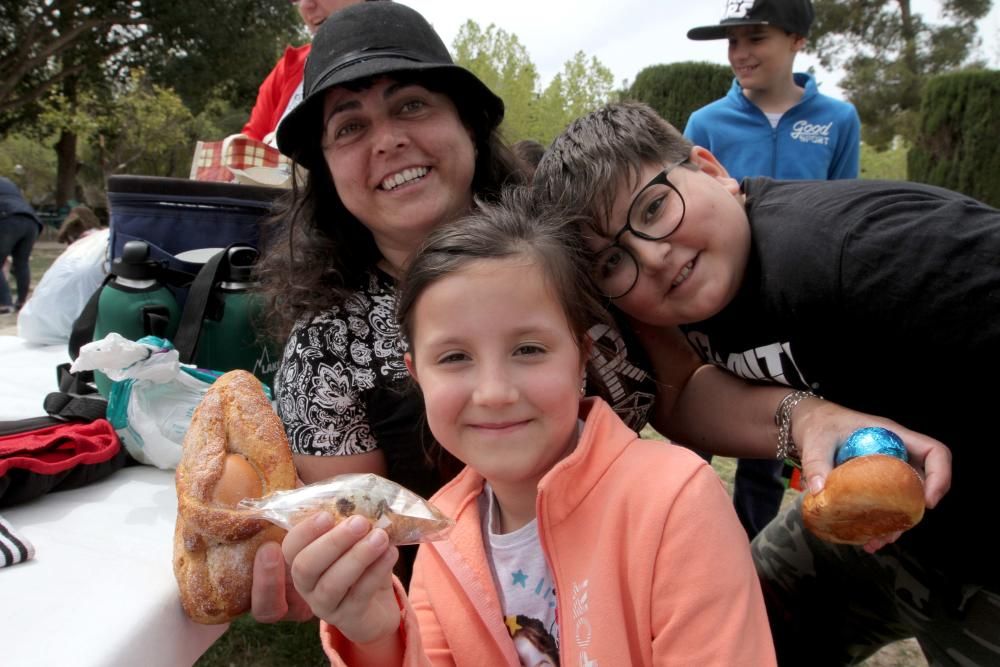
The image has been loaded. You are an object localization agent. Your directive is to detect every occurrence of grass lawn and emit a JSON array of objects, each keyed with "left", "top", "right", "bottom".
[{"left": 198, "top": 617, "right": 330, "bottom": 666}]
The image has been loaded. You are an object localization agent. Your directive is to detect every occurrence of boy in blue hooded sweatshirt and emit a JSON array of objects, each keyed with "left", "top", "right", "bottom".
[{"left": 684, "top": 0, "right": 860, "bottom": 182}]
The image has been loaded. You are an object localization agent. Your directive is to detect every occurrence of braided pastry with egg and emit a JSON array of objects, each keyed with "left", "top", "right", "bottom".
[{"left": 173, "top": 370, "right": 296, "bottom": 624}]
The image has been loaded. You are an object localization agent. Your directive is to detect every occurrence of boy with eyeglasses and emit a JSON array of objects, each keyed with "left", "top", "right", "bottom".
[
  {"left": 685, "top": 0, "right": 861, "bottom": 542},
  {"left": 534, "top": 101, "right": 1000, "bottom": 666}
]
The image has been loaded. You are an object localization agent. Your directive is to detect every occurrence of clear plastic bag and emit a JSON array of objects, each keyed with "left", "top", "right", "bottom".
[
  {"left": 69, "top": 333, "right": 224, "bottom": 469},
  {"left": 238, "top": 473, "right": 453, "bottom": 545}
]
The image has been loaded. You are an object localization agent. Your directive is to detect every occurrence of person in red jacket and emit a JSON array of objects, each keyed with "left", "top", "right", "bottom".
[
  {"left": 242, "top": 0, "right": 382, "bottom": 144},
  {"left": 280, "top": 189, "right": 777, "bottom": 666}
]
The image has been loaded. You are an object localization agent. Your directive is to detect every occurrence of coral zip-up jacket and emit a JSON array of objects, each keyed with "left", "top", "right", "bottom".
[{"left": 321, "top": 398, "right": 776, "bottom": 666}]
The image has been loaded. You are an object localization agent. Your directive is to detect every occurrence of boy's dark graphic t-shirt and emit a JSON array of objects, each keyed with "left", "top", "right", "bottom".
[{"left": 679, "top": 177, "right": 1000, "bottom": 584}]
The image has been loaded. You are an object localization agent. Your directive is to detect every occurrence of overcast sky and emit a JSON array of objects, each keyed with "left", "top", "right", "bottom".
[{"left": 408, "top": 0, "right": 1000, "bottom": 103}]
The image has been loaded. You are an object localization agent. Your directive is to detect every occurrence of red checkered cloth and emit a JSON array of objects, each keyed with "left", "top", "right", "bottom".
[
  {"left": 190, "top": 139, "right": 231, "bottom": 182},
  {"left": 224, "top": 135, "right": 288, "bottom": 170},
  {"left": 190, "top": 134, "right": 292, "bottom": 183}
]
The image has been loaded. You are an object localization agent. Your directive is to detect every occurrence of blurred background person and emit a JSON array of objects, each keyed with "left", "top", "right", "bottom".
[
  {"left": 56, "top": 205, "right": 102, "bottom": 245},
  {"left": 242, "top": 0, "right": 386, "bottom": 145},
  {"left": 0, "top": 176, "right": 42, "bottom": 314}
]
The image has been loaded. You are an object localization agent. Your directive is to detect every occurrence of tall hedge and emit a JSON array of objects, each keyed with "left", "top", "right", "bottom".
[
  {"left": 908, "top": 70, "right": 1000, "bottom": 208},
  {"left": 625, "top": 62, "right": 733, "bottom": 131}
]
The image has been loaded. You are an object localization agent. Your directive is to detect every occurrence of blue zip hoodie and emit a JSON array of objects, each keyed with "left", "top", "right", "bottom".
[{"left": 683, "top": 73, "right": 860, "bottom": 181}]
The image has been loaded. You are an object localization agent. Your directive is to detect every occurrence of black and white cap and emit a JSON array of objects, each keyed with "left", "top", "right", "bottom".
[{"left": 687, "top": 0, "right": 815, "bottom": 40}]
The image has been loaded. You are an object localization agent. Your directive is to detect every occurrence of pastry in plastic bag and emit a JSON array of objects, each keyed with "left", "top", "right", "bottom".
[{"left": 238, "top": 473, "right": 453, "bottom": 545}]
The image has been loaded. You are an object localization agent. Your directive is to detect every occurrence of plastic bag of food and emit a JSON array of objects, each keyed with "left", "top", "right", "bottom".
[
  {"left": 238, "top": 473, "right": 453, "bottom": 545},
  {"left": 69, "top": 333, "right": 226, "bottom": 469}
]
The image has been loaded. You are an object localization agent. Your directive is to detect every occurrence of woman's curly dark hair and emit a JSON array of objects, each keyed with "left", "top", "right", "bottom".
[{"left": 255, "top": 71, "right": 527, "bottom": 343}]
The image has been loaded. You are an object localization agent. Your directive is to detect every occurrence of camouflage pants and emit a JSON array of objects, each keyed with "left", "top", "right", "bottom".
[{"left": 752, "top": 497, "right": 1000, "bottom": 666}]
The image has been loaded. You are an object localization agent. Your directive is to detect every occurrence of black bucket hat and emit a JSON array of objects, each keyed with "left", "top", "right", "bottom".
[
  {"left": 276, "top": 2, "right": 504, "bottom": 170},
  {"left": 687, "top": 0, "right": 814, "bottom": 41}
]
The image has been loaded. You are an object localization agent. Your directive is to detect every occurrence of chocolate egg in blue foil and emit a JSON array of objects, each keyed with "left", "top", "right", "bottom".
[{"left": 835, "top": 427, "right": 908, "bottom": 466}]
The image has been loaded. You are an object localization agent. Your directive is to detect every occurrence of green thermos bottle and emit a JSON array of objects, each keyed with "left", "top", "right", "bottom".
[
  {"left": 174, "top": 245, "right": 280, "bottom": 389},
  {"left": 91, "top": 240, "right": 181, "bottom": 396}
]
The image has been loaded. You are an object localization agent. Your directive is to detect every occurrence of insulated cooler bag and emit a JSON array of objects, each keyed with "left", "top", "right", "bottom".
[
  {"left": 69, "top": 176, "right": 285, "bottom": 391},
  {"left": 106, "top": 175, "right": 284, "bottom": 309}
]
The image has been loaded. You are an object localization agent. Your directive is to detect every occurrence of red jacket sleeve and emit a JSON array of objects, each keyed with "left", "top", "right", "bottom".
[{"left": 242, "top": 45, "right": 310, "bottom": 142}]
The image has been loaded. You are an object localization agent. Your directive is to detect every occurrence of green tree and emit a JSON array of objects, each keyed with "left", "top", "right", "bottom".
[
  {"left": 534, "top": 51, "right": 614, "bottom": 141},
  {"left": 908, "top": 69, "right": 1000, "bottom": 206},
  {"left": 0, "top": 134, "right": 58, "bottom": 205},
  {"left": 451, "top": 20, "right": 540, "bottom": 142},
  {"left": 0, "top": 1, "right": 300, "bottom": 205},
  {"left": 451, "top": 20, "right": 615, "bottom": 145},
  {"left": 86, "top": 73, "right": 196, "bottom": 181},
  {"left": 1, "top": 1, "right": 301, "bottom": 122},
  {"left": 625, "top": 62, "right": 733, "bottom": 130},
  {"left": 1, "top": 85, "right": 242, "bottom": 209},
  {"left": 806, "top": 0, "right": 992, "bottom": 149}
]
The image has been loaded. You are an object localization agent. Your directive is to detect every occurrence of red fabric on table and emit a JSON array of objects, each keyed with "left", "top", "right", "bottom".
[{"left": 0, "top": 419, "right": 121, "bottom": 476}]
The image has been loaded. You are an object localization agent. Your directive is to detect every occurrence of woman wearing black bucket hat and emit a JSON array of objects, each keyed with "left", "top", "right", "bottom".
[{"left": 251, "top": 1, "right": 526, "bottom": 615}]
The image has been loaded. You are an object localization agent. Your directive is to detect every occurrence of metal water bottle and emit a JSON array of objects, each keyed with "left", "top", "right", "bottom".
[
  {"left": 175, "top": 245, "right": 279, "bottom": 389},
  {"left": 92, "top": 240, "right": 180, "bottom": 396}
]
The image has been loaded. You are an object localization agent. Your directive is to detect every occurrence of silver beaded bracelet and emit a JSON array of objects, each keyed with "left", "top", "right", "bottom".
[{"left": 775, "top": 390, "right": 820, "bottom": 462}]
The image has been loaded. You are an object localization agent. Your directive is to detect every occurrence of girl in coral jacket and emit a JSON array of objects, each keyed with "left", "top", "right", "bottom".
[{"left": 280, "top": 188, "right": 777, "bottom": 667}]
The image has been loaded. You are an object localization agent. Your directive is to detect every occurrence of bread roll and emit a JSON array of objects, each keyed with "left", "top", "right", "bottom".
[
  {"left": 802, "top": 454, "right": 925, "bottom": 544},
  {"left": 173, "top": 370, "right": 296, "bottom": 624}
]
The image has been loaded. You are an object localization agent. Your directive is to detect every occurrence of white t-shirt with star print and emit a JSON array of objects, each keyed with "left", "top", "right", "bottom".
[{"left": 480, "top": 485, "right": 561, "bottom": 663}]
